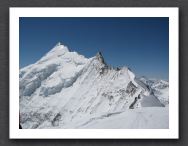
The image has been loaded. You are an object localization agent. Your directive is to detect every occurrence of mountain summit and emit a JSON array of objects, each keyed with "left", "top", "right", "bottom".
[
  {"left": 95, "top": 51, "right": 105, "bottom": 63},
  {"left": 19, "top": 42, "right": 169, "bottom": 129}
]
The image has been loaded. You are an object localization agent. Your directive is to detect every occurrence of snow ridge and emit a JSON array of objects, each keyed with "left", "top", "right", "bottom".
[{"left": 19, "top": 42, "right": 168, "bottom": 129}]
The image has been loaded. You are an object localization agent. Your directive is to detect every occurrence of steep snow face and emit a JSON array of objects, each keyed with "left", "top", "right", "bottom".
[
  {"left": 38, "top": 42, "right": 70, "bottom": 63},
  {"left": 19, "top": 43, "right": 166, "bottom": 129},
  {"left": 19, "top": 43, "right": 89, "bottom": 97}
]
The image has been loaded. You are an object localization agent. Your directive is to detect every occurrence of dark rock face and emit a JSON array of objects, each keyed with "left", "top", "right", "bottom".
[
  {"left": 96, "top": 52, "right": 106, "bottom": 65},
  {"left": 126, "top": 81, "right": 137, "bottom": 96}
]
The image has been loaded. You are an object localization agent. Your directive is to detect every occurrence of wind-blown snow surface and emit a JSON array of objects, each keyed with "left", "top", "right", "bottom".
[{"left": 19, "top": 43, "right": 169, "bottom": 129}]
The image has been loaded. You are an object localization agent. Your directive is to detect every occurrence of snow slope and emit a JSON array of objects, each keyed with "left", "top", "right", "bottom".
[
  {"left": 19, "top": 42, "right": 168, "bottom": 129},
  {"left": 77, "top": 107, "right": 169, "bottom": 129},
  {"left": 138, "top": 76, "right": 169, "bottom": 105}
]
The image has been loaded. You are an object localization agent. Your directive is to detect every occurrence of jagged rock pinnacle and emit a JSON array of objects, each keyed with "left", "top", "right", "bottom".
[{"left": 96, "top": 51, "right": 105, "bottom": 64}]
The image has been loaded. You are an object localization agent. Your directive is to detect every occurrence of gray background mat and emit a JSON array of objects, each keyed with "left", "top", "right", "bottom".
[{"left": 0, "top": 0, "right": 186, "bottom": 145}]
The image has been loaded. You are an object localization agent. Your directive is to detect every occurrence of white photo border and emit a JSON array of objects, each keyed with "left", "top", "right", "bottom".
[{"left": 9, "top": 7, "right": 179, "bottom": 139}]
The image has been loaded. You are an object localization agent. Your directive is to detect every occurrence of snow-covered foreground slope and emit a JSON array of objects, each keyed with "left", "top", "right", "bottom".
[
  {"left": 76, "top": 107, "right": 169, "bottom": 129},
  {"left": 19, "top": 42, "right": 169, "bottom": 129},
  {"left": 36, "top": 107, "right": 168, "bottom": 129}
]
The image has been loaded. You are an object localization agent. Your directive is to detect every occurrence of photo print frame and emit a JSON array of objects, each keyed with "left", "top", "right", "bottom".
[{"left": 9, "top": 7, "right": 179, "bottom": 139}]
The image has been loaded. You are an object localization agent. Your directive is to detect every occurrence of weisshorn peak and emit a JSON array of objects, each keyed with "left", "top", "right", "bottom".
[{"left": 19, "top": 42, "right": 169, "bottom": 129}]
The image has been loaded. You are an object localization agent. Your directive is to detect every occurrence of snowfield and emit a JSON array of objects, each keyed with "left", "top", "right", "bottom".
[
  {"left": 77, "top": 107, "right": 169, "bottom": 129},
  {"left": 19, "top": 42, "right": 169, "bottom": 129}
]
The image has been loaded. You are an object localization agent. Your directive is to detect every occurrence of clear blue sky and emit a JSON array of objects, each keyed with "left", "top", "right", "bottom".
[{"left": 20, "top": 17, "right": 169, "bottom": 79}]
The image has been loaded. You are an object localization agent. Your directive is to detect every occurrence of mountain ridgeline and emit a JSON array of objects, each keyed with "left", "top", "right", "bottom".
[{"left": 19, "top": 42, "right": 169, "bottom": 129}]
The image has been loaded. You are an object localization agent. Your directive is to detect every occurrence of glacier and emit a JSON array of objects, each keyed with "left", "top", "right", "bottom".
[{"left": 19, "top": 42, "right": 169, "bottom": 129}]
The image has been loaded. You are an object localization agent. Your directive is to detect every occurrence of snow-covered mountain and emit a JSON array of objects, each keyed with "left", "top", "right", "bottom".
[
  {"left": 19, "top": 42, "right": 169, "bottom": 129},
  {"left": 138, "top": 76, "right": 169, "bottom": 105}
]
